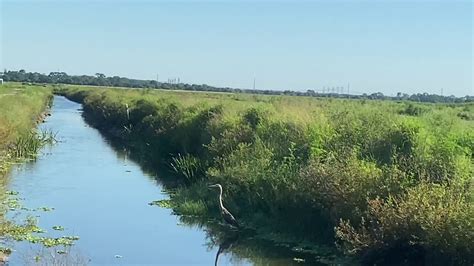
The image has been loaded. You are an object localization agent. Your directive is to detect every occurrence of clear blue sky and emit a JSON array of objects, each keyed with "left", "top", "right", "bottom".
[{"left": 1, "top": 0, "right": 472, "bottom": 96}]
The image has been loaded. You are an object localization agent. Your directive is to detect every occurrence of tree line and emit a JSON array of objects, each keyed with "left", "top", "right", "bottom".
[{"left": 2, "top": 69, "right": 472, "bottom": 103}]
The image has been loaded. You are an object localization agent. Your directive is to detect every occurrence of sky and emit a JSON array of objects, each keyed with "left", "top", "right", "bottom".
[{"left": 0, "top": 0, "right": 472, "bottom": 96}]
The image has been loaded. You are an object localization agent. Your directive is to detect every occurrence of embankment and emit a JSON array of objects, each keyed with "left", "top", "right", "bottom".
[
  {"left": 56, "top": 85, "right": 474, "bottom": 265},
  {"left": 0, "top": 82, "right": 53, "bottom": 178}
]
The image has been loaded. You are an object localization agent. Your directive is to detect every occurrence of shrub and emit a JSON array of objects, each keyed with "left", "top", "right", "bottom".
[
  {"left": 336, "top": 182, "right": 474, "bottom": 264},
  {"left": 400, "top": 103, "right": 428, "bottom": 116}
]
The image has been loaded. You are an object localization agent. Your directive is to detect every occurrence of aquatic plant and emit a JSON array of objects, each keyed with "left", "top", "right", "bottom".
[
  {"left": 170, "top": 154, "right": 203, "bottom": 184},
  {"left": 12, "top": 130, "right": 56, "bottom": 159}
]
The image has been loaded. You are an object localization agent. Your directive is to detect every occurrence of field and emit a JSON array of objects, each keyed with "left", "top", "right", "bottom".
[{"left": 57, "top": 85, "right": 473, "bottom": 264}]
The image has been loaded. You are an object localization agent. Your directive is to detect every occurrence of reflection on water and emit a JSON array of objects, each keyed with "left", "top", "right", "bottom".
[
  {"left": 214, "top": 233, "right": 239, "bottom": 266},
  {"left": 6, "top": 96, "right": 352, "bottom": 265},
  {"left": 175, "top": 215, "right": 344, "bottom": 266},
  {"left": 14, "top": 245, "right": 89, "bottom": 266}
]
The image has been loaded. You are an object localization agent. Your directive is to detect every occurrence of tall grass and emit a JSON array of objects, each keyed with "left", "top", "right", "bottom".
[
  {"left": 12, "top": 130, "right": 56, "bottom": 159},
  {"left": 0, "top": 83, "right": 53, "bottom": 258},
  {"left": 57, "top": 85, "right": 473, "bottom": 264},
  {"left": 170, "top": 154, "right": 204, "bottom": 184}
]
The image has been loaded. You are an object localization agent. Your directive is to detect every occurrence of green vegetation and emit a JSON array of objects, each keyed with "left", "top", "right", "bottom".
[
  {"left": 0, "top": 83, "right": 53, "bottom": 169},
  {"left": 3, "top": 69, "right": 473, "bottom": 103},
  {"left": 57, "top": 85, "right": 473, "bottom": 264},
  {"left": 0, "top": 81, "right": 53, "bottom": 179},
  {"left": 0, "top": 83, "right": 79, "bottom": 259}
]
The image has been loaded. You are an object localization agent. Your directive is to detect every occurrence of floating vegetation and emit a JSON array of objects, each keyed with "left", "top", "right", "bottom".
[
  {"left": 0, "top": 247, "right": 12, "bottom": 256},
  {"left": 3, "top": 197, "right": 22, "bottom": 210},
  {"left": 1, "top": 191, "right": 79, "bottom": 256},
  {"left": 17, "top": 234, "right": 79, "bottom": 248},
  {"left": 148, "top": 199, "right": 172, "bottom": 208},
  {"left": 41, "top": 236, "right": 80, "bottom": 248},
  {"left": 37, "top": 206, "right": 54, "bottom": 212},
  {"left": 5, "top": 191, "right": 19, "bottom": 196},
  {"left": 175, "top": 200, "right": 207, "bottom": 216},
  {"left": 52, "top": 225, "right": 65, "bottom": 231}
]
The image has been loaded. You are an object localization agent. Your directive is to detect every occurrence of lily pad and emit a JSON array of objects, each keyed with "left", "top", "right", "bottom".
[
  {"left": 37, "top": 207, "right": 54, "bottom": 212},
  {"left": 52, "top": 226, "right": 65, "bottom": 231}
]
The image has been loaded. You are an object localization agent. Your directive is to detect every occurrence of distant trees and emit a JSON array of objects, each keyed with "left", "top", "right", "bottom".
[{"left": 1, "top": 69, "right": 472, "bottom": 103}]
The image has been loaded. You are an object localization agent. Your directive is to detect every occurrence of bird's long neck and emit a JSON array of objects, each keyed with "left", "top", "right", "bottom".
[{"left": 218, "top": 187, "right": 224, "bottom": 211}]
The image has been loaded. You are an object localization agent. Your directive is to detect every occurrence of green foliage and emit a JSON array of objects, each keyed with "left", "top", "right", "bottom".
[
  {"left": 0, "top": 192, "right": 79, "bottom": 254},
  {"left": 58, "top": 85, "right": 474, "bottom": 264},
  {"left": 457, "top": 105, "right": 474, "bottom": 121},
  {"left": 400, "top": 103, "right": 428, "bottom": 116},
  {"left": 336, "top": 182, "right": 473, "bottom": 264},
  {"left": 148, "top": 199, "right": 172, "bottom": 208},
  {"left": 170, "top": 154, "right": 204, "bottom": 184},
  {"left": 12, "top": 130, "right": 56, "bottom": 159}
]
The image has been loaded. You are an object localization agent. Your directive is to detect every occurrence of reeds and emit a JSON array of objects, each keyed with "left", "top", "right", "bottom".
[{"left": 12, "top": 130, "right": 56, "bottom": 159}]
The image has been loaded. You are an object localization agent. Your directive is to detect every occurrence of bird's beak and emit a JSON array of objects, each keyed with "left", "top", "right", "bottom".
[{"left": 208, "top": 184, "right": 216, "bottom": 189}]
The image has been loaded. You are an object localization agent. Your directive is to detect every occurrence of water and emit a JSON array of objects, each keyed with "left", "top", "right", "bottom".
[{"left": 6, "top": 96, "right": 336, "bottom": 265}]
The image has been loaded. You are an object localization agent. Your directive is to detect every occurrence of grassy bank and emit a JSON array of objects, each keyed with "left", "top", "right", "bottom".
[
  {"left": 0, "top": 83, "right": 56, "bottom": 256},
  {"left": 57, "top": 85, "right": 473, "bottom": 264},
  {"left": 0, "top": 83, "right": 53, "bottom": 174}
]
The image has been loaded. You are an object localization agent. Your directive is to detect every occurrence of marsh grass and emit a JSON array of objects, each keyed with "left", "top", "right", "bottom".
[
  {"left": 57, "top": 84, "right": 474, "bottom": 264},
  {"left": 12, "top": 130, "right": 57, "bottom": 159},
  {"left": 170, "top": 154, "right": 203, "bottom": 183}
]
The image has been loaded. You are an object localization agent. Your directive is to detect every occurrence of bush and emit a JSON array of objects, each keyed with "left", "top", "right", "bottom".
[
  {"left": 400, "top": 103, "right": 428, "bottom": 116},
  {"left": 336, "top": 182, "right": 474, "bottom": 264}
]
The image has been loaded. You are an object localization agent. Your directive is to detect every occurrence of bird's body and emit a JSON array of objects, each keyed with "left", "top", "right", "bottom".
[
  {"left": 221, "top": 205, "right": 239, "bottom": 228},
  {"left": 208, "top": 184, "right": 239, "bottom": 228}
]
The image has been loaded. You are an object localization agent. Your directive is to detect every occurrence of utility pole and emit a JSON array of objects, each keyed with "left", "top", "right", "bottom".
[{"left": 253, "top": 78, "right": 256, "bottom": 90}]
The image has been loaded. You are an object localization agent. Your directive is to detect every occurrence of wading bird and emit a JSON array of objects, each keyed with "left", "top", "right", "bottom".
[{"left": 208, "top": 184, "right": 239, "bottom": 228}]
